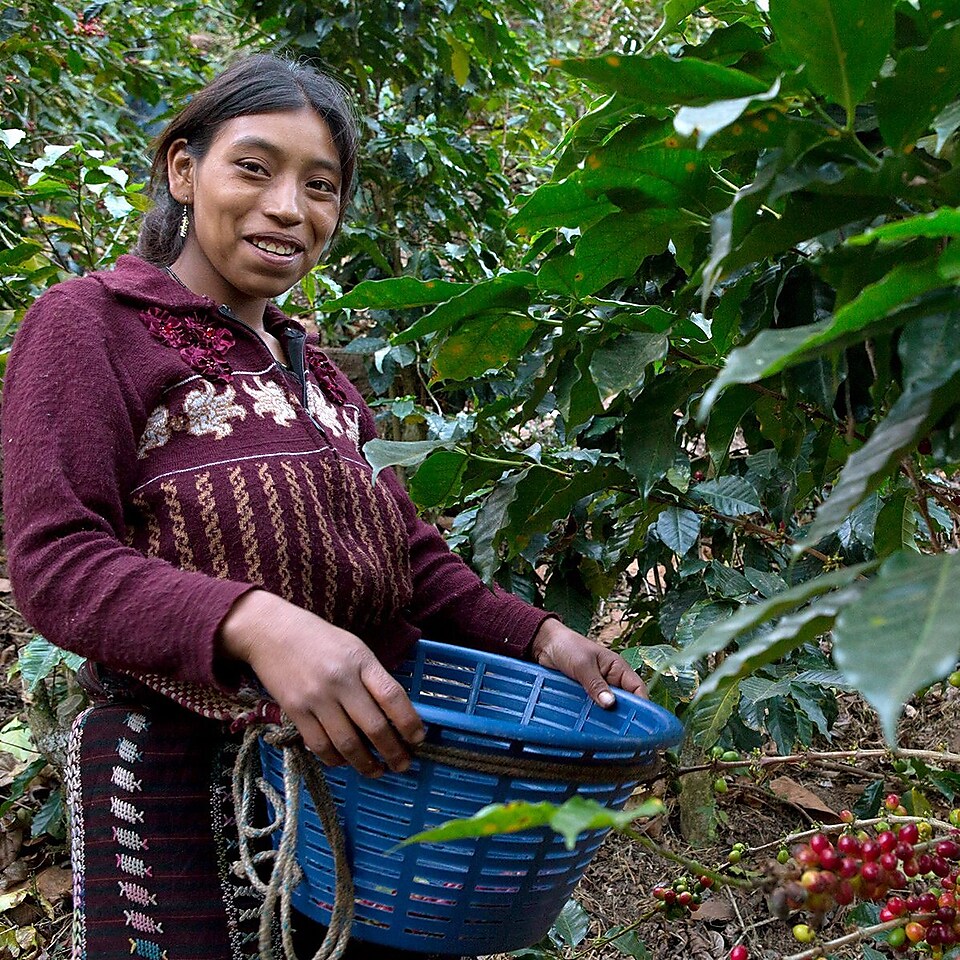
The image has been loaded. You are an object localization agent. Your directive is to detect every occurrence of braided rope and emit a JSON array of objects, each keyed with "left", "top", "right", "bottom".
[
  {"left": 233, "top": 725, "right": 353, "bottom": 960},
  {"left": 414, "top": 740, "right": 660, "bottom": 784}
]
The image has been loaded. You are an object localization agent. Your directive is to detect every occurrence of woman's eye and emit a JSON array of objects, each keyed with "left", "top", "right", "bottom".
[
  {"left": 238, "top": 160, "right": 266, "bottom": 175},
  {"left": 308, "top": 179, "right": 337, "bottom": 194}
]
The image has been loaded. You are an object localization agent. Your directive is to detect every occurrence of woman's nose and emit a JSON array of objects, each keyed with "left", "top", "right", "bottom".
[{"left": 264, "top": 177, "right": 304, "bottom": 225}]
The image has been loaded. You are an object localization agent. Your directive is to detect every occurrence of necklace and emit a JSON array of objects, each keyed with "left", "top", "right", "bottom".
[{"left": 164, "top": 265, "right": 190, "bottom": 290}]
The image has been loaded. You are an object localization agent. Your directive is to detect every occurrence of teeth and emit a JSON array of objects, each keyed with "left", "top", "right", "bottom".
[{"left": 252, "top": 239, "right": 298, "bottom": 256}]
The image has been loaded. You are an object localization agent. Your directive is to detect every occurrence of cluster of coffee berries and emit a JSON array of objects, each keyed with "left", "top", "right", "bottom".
[
  {"left": 771, "top": 796, "right": 960, "bottom": 954},
  {"left": 881, "top": 888, "right": 960, "bottom": 951},
  {"left": 651, "top": 874, "right": 714, "bottom": 920}
]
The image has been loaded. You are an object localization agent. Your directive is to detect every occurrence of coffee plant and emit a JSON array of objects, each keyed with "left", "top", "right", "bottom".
[{"left": 330, "top": 0, "right": 960, "bottom": 784}]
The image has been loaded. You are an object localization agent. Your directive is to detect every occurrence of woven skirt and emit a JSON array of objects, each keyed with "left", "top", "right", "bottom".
[{"left": 66, "top": 698, "right": 464, "bottom": 959}]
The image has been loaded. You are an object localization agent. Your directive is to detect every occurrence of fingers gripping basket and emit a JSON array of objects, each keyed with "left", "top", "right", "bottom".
[{"left": 258, "top": 640, "right": 683, "bottom": 956}]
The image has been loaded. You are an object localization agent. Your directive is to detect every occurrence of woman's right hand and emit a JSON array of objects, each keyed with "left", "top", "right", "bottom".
[{"left": 218, "top": 590, "right": 426, "bottom": 777}]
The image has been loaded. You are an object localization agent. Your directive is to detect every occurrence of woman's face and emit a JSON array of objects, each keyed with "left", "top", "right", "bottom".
[{"left": 167, "top": 107, "right": 342, "bottom": 312}]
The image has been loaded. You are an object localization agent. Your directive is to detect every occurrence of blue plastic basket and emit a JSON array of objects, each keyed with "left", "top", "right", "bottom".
[{"left": 259, "top": 639, "right": 683, "bottom": 955}]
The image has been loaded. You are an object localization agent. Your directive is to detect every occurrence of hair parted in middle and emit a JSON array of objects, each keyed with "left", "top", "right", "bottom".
[{"left": 135, "top": 53, "right": 359, "bottom": 266}]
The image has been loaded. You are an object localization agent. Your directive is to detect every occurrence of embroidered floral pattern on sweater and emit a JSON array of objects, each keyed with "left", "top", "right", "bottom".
[
  {"left": 141, "top": 307, "right": 235, "bottom": 381},
  {"left": 178, "top": 382, "right": 247, "bottom": 440},
  {"left": 137, "top": 381, "right": 247, "bottom": 460},
  {"left": 241, "top": 377, "right": 297, "bottom": 426},
  {"left": 137, "top": 407, "right": 171, "bottom": 458},
  {"left": 137, "top": 384, "right": 247, "bottom": 458},
  {"left": 306, "top": 381, "right": 360, "bottom": 445}
]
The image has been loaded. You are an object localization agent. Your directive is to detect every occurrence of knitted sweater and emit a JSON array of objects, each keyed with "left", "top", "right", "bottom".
[{"left": 2, "top": 255, "right": 551, "bottom": 697}]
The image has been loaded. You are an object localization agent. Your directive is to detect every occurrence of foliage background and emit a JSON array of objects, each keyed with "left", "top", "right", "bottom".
[{"left": 4, "top": 0, "right": 960, "bottom": 856}]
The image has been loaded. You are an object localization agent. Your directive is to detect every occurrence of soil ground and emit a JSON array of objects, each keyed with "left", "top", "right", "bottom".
[{"left": 0, "top": 580, "right": 957, "bottom": 960}]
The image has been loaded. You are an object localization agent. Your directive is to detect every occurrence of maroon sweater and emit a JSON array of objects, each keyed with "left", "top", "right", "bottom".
[{"left": 2, "top": 255, "right": 550, "bottom": 697}]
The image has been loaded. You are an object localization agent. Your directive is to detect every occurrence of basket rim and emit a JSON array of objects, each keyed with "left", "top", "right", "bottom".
[{"left": 404, "top": 640, "right": 684, "bottom": 754}]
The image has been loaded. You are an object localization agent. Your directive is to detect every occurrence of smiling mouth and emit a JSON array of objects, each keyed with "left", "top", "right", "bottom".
[{"left": 248, "top": 237, "right": 303, "bottom": 257}]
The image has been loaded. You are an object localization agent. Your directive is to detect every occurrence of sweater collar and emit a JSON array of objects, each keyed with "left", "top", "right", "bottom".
[{"left": 97, "top": 254, "right": 303, "bottom": 337}]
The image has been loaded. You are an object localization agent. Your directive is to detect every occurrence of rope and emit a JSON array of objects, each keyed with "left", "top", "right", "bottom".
[
  {"left": 233, "top": 725, "right": 353, "bottom": 960},
  {"left": 230, "top": 723, "right": 660, "bottom": 960},
  {"left": 414, "top": 740, "right": 660, "bottom": 784}
]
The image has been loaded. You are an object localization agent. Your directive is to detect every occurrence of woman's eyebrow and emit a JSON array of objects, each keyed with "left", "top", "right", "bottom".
[{"left": 230, "top": 135, "right": 341, "bottom": 175}]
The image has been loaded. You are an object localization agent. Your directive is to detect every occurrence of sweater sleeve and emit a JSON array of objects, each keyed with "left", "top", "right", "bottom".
[
  {"left": 348, "top": 381, "right": 556, "bottom": 658},
  {"left": 2, "top": 285, "right": 253, "bottom": 688}
]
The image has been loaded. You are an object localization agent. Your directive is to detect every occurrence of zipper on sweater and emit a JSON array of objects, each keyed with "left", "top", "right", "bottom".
[
  {"left": 216, "top": 304, "right": 330, "bottom": 438},
  {"left": 216, "top": 306, "right": 346, "bottom": 490}
]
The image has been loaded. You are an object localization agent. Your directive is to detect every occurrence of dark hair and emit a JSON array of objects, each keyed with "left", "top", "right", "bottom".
[{"left": 134, "top": 54, "right": 359, "bottom": 265}]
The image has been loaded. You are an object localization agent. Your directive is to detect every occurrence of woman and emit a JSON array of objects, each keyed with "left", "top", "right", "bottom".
[{"left": 2, "top": 55, "right": 646, "bottom": 960}]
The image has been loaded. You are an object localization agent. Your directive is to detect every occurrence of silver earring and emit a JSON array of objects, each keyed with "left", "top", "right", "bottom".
[{"left": 179, "top": 203, "right": 189, "bottom": 238}]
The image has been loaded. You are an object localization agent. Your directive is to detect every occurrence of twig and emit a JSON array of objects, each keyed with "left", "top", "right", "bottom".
[
  {"left": 745, "top": 815, "right": 955, "bottom": 856},
  {"left": 902, "top": 457, "right": 943, "bottom": 552},
  {"left": 622, "top": 827, "right": 760, "bottom": 891},
  {"left": 782, "top": 917, "right": 905, "bottom": 960},
  {"left": 680, "top": 746, "right": 960, "bottom": 776}
]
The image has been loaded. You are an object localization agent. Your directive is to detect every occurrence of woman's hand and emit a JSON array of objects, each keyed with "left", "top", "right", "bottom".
[
  {"left": 530, "top": 618, "right": 647, "bottom": 707},
  {"left": 219, "top": 590, "right": 426, "bottom": 777}
]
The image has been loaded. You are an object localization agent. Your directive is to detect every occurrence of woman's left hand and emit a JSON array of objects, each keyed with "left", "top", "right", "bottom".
[{"left": 530, "top": 618, "right": 647, "bottom": 707}]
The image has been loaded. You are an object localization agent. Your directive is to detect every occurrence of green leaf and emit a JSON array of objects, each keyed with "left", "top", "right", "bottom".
[
  {"left": 559, "top": 52, "right": 769, "bottom": 106},
  {"left": 608, "top": 926, "right": 651, "bottom": 959},
  {"left": 874, "top": 490, "right": 918, "bottom": 558},
  {"left": 684, "top": 679, "right": 740, "bottom": 751},
  {"left": 550, "top": 899, "right": 591, "bottom": 948},
  {"left": 401, "top": 795, "right": 664, "bottom": 851},
  {"left": 854, "top": 780, "right": 885, "bottom": 819},
  {"left": 589, "top": 331, "right": 669, "bottom": 401},
  {"left": 691, "top": 476, "right": 761, "bottom": 516},
  {"left": 362, "top": 439, "right": 452, "bottom": 485},
  {"left": 768, "top": 0, "right": 895, "bottom": 121},
  {"left": 623, "top": 371, "right": 708, "bottom": 496},
  {"left": 700, "top": 255, "right": 954, "bottom": 415},
  {"left": 449, "top": 36, "right": 470, "bottom": 87},
  {"left": 408, "top": 450, "right": 467, "bottom": 509},
  {"left": 833, "top": 551, "right": 960, "bottom": 742},
  {"left": 645, "top": 0, "right": 702, "bottom": 48},
  {"left": 706, "top": 385, "right": 758, "bottom": 471},
  {"left": 510, "top": 179, "right": 619, "bottom": 234},
  {"left": 392, "top": 272, "right": 535, "bottom": 344},
  {"left": 934, "top": 99, "right": 960, "bottom": 153},
  {"left": 655, "top": 507, "right": 701, "bottom": 557},
  {"left": 323, "top": 276, "right": 471, "bottom": 311},
  {"left": 670, "top": 561, "right": 877, "bottom": 663},
  {"left": 30, "top": 788, "right": 65, "bottom": 840},
  {"left": 674, "top": 77, "right": 782, "bottom": 148},
  {"left": 805, "top": 335, "right": 960, "bottom": 542},
  {"left": 695, "top": 586, "right": 860, "bottom": 698},
  {"left": 544, "top": 566, "right": 595, "bottom": 635},
  {"left": 0, "top": 241, "right": 44, "bottom": 267},
  {"left": 18, "top": 636, "right": 67, "bottom": 692},
  {"left": 570, "top": 212, "right": 677, "bottom": 297},
  {"left": 433, "top": 312, "right": 537, "bottom": 381},
  {"left": 471, "top": 471, "right": 525, "bottom": 582},
  {"left": 0, "top": 758, "right": 46, "bottom": 818},
  {"left": 848, "top": 207, "right": 960, "bottom": 246},
  {"left": 518, "top": 465, "right": 632, "bottom": 544},
  {"left": 876, "top": 22, "right": 960, "bottom": 150}
]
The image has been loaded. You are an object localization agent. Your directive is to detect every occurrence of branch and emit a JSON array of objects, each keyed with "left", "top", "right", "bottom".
[
  {"left": 782, "top": 917, "right": 905, "bottom": 960},
  {"left": 622, "top": 827, "right": 760, "bottom": 891},
  {"left": 745, "top": 814, "right": 956, "bottom": 856}
]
